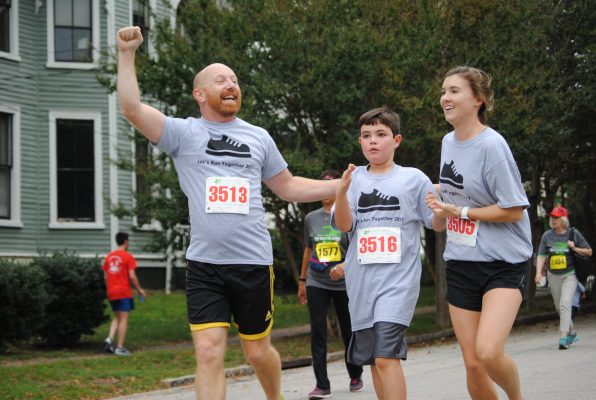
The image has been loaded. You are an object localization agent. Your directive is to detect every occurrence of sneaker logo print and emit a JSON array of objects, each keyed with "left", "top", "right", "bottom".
[
  {"left": 206, "top": 133, "right": 251, "bottom": 158},
  {"left": 358, "top": 189, "right": 400, "bottom": 213},
  {"left": 439, "top": 160, "right": 464, "bottom": 189}
]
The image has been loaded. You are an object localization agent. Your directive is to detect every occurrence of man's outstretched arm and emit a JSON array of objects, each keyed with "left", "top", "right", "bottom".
[
  {"left": 117, "top": 26, "right": 165, "bottom": 144},
  {"left": 264, "top": 169, "right": 338, "bottom": 203}
]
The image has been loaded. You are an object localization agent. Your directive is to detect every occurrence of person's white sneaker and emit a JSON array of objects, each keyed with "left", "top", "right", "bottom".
[
  {"left": 114, "top": 347, "right": 131, "bottom": 356},
  {"left": 104, "top": 337, "right": 114, "bottom": 353}
]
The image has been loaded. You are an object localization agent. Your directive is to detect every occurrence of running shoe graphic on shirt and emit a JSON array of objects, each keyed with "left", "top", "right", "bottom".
[
  {"left": 357, "top": 189, "right": 400, "bottom": 213},
  {"left": 439, "top": 160, "right": 464, "bottom": 189},
  {"left": 206, "top": 134, "right": 251, "bottom": 158}
]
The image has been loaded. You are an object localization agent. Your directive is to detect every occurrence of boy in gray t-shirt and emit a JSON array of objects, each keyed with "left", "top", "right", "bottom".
[{"left": 332, "top": 107, "right": 444, "bottom": 399}]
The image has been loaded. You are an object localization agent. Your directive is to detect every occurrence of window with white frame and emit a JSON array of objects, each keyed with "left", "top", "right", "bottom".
[
  {"left": 0, "top": 112, "right": 12, "bottom": 219},
  {"left": 49, "top": 111, "right": 103, "bottom": 228},
  {"left": 47, "top": 0, "right": 99, "bottom": 68},
  {"left": 0, "top": 0, "right": 10, "bottom": 53},
  {"left": 174, "top": 0, "right": 188, "bottom": 38},
  {"left": 0, "top": 0, "right": 19, "bottom": 60},
  {"left": 132, "top": 0, "right": 149, "bottom": 52},
  {"left": 0, "top": 106, "right": 21, "bottom": 227}
]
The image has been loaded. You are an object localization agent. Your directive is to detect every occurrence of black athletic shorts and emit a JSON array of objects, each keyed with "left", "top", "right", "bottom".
[
  {"left": 446, "top": 259, "right": 528, "bottom": 312},
  {"left": 186, "top": 260, "right": 275, "bottom": 340},
  {"left": 347, "top": 321, "right": 408, "bottom": 366}
]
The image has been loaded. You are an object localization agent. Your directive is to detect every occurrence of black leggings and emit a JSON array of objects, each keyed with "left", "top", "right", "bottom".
[{"left": 306, "top": 286, "right": 362, "bottom": 390}]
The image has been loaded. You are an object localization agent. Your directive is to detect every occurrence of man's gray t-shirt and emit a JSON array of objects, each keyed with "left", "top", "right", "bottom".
[
  {"left": 439, "top": 127, "right": 532, "bottom": 264},
  {"left": 331, "top": 164, "right": 434, "bottom": 331},
  {"left": 304, "top": 207, "right": 348, "bottom": 290},
  {"left": 538, "top": 228, "right": 590, "bottom": 274},
  {"left": 155, "top": 116, "right": 287, "bottom": 265}
]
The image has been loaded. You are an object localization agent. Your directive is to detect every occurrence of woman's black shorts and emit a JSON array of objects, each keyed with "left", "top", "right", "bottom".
[{"left": 446, "top": 259, "right": 528, "bottom": 312}]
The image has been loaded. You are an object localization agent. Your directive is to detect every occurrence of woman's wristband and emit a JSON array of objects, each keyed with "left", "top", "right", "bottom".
[
  {"left": 298, "top": 278, "right": 306, "bottom": 282},
  {"left": 460, "top": 206, "right": 470, "bottom": 220}
]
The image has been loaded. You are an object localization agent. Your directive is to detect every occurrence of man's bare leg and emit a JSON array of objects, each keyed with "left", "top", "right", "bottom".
[
  {"left": 241, "top": 335, "right": 282, "bottom": 400},
  {"left": 192, "top": 327, "right": 228, "bottom": 400},
  {"left": 115, "top": 311, "right": 129, "bottom": 348}
]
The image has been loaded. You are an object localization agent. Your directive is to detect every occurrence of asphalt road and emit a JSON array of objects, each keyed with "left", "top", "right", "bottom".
[{"left": 110, "top": 312, "right": 596, "bottom": 400}]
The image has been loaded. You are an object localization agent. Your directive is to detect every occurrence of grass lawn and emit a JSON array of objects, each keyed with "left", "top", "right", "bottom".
[{"left": 0, "top": 287, "right": 556, "bottom": 400}]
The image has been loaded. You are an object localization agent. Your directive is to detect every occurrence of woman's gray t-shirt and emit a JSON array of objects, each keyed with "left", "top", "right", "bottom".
[
  {"left": 303, "top": 207, "right": 348, "bottom": 290},
  {"left": 439, "top": 127, "right": 532, "bottom": 264},
  {"left": 538, "top": 228, "right": 590, "bottom": 274}
]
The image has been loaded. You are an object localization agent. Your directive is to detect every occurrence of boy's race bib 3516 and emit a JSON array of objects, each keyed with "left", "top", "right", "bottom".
[
  {"left": 357, "top": 227, "right": 401, "bottom": 264},
  {"left": 205, "top": 177, "right": 250, "bottom": 214},
  {"left": 446, "top": 217, "right": 479, "bottom": 247}
]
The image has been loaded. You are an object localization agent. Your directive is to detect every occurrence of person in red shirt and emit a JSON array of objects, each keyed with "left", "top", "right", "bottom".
[{"left": 102, "top": 232, "right": 146, "bottom": 356}]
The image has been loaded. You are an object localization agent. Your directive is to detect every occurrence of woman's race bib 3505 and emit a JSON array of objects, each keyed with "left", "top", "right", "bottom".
[{"left": 446, "top": 217, "right": 479, "bottom": 247}]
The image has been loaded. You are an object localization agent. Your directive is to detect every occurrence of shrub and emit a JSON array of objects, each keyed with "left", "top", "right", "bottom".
[
  {"left": 32, "top": 250, "right": 108, "bottom": 347},
  {"left": 0, "top": 259, "right": 50, "bottom": 349}
]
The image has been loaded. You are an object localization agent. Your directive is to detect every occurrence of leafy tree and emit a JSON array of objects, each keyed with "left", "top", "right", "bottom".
[{"left": 98, "top": 0, "right": 596, "bottom": 306}]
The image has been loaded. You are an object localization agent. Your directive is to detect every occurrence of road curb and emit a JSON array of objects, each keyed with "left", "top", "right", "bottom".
[{"left": 163, "top": 306, "right": 596, "bottom": 388}]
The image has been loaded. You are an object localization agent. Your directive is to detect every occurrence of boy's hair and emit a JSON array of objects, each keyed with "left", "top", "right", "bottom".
[
  {"left": 115, "top": 232, "right": 129, "bottom": 246},
  {"left": 444, "top": 66, "right": 494, "bottom": 124},
  {"left": 358, "top": 107, "right": 401, "bottom": 137}
]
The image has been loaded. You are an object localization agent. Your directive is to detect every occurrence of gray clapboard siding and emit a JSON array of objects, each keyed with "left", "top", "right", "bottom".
[{"left": 0, "top": 0, "right": 164, "bottom": 262}]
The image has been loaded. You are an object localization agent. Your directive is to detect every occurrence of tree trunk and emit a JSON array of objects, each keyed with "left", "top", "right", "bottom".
[
  {"left": 272, "top": 199, "right": 299, "bottom": 283},
  {"left": 525, "top": 170, "right": 542, "bottom": 309},
  {"left": 434, "top": 231, "right": 450, "bottom": 328}
]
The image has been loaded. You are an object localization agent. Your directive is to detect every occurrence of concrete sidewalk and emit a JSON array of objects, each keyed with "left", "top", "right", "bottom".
[
  {"left": 163, "top": 309, "right": 562, "bottom": 388},
  {"left": 108, "top": 311, "right": 596, "bottom": 400}
]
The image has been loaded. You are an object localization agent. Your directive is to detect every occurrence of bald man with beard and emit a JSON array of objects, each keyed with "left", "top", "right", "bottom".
[{"left": 117, "top": 27, "right": 337, "bottom": 400}]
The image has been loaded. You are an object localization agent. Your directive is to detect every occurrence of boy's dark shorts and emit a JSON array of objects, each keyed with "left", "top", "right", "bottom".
[
  {"left": 186, "top": 260, "right": 275, "bottom": 340},
  {"left": 347, "top": 321, "right": 408, "bottom": 366},
  {"left": 446, "top": 259, "right": 528, "bottom": 312},
  {"left": 110, "top": 298, "right": 134, "bottom": 312}
]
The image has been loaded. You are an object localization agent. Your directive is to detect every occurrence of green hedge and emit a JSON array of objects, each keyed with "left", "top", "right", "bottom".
[
  {"left": 0, "top": 251, "right": 108, "bottom": 349},
  {"left": 31, "top": 251, "right": 109, "bottom": 347},
  {"left": 0, "top": 259, "right": 50, "bottom": 349}
]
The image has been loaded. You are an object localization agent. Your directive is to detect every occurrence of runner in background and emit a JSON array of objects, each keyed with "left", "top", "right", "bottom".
[
  {"left": 102, "top": 232, "right": 146, "bottom": 356},
  {"left": 535, "top": 206, "right": 592, "bottom": 349},
  {"left": 298, "top": 170, "right": 363, "bottom": 399}
]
